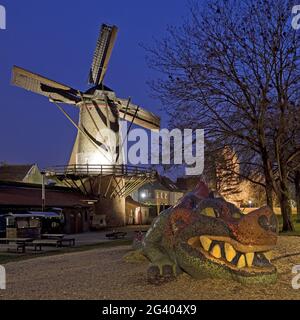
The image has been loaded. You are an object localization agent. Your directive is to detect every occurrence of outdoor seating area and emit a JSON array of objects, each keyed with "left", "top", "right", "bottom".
[
  {"left": 1, "top": 243, "right": 26, "bottom": 254},
  {"left": 0, "top": 225, "right": 147, "bottom": 255},
  {"left": 0, "top": 234, "right": 76, "bottom": 254},
  {"left": 41, "top": 234, "right": 76, "bottom": 247},
  {"left": 0, "top": 238, "right": 32, "bottom": 253}
]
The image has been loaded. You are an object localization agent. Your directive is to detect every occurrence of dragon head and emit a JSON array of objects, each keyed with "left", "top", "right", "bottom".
[{"left": 166, "top": 182, "right": 278, "bottom": 284}]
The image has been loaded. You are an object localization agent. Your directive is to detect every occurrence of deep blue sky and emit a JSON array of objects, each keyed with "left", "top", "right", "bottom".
[{"left": 0, "top": 0, "right": 190, "bottom": 168}]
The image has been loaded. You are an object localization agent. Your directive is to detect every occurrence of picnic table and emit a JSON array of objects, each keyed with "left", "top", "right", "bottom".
[
  {"left": 30, "top": 239, "right": 62, "bottom": 251},
  {"left": 31, "top": 236, "right": 75, "bottom": 251},
  {"left": 0, "top": 238, "right": 33, "bottom": 253},
  {"left": 41, "top": 234, "right": 65, "bottom": 240}
]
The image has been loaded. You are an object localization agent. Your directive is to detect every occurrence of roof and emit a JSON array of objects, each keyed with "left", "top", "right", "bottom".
[
  {"left": 149, "top": 175, "right": 184, "bottom": 192},
  {"left": 175, "top": 176, "right": 201, "bottom": 191},
  {"left": 7, "top": 212, "right": 62, "bottom": 218},
  {"left": 0, "top": 183, "right": 95, "bottom": 208},
  {"left": 0, "top": 164, "right": 34, "bottom": 182},
  {"left": 143, "top": 175, "right": 201, "bottom": 193},
  {"left": 140, "top": 178, "right": 182, "bottom": 193},
  {"left": 126, "top": 196, "right": 147, "bottom": 207},
  {"left": 159, "top": 176, "right": 183, "bottom": 192}
]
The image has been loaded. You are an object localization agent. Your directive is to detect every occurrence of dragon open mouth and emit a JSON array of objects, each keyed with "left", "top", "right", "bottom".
[{"left": 188, "top": 235, "right": 275, "bottom": 272}]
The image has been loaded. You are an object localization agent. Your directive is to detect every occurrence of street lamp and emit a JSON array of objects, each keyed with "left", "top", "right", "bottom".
[
  {"left": 138, "top": 192, "right": 147, "bottom": 226},
  {"left": 41, "top": 171, "right": 46, "bottom": 212},
  {"left": 248, "top": 200, "right": 252, "bottom": 208}
]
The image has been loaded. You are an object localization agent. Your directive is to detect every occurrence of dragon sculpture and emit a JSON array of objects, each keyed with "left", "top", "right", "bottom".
[{"left": 142, "top": 181, "right": 278, "bottom": 285}]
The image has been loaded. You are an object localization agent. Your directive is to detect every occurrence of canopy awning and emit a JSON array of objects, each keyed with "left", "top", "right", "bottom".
[{"left": 7, "top": 212, "right": 62, "bottom": 219}]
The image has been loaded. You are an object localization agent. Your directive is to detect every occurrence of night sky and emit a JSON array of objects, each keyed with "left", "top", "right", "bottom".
[{"left": 0, "top": 0, "right": 190, "bottom": 168}]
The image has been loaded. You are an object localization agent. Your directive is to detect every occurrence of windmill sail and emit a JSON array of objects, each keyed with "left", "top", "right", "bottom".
[
  {"left": 89, "top": 24, "right": 118, "bottom": 86},
  {"left": 12, "top": 66, "right": 81, "bottom": 104},
  {"left": 118, "top": 99, "right": 160, "bottom": 130}
]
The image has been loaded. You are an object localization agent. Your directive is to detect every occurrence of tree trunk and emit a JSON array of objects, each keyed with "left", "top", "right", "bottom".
[
  {"left": 295, "top": 171, "right": 300, "bottom": 222},
  {"left": 280, "top": 183, "right": 294, "bottom": 232},
  {"left": 265, "top": 181, "right": 273, "bottom": 210},
  {"left": 260, "top": 148, "right": 274, "bottom": 210}
]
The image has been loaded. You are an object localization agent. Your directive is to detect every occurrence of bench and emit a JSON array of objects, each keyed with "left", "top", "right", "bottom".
[
  {"left": 29, "top": 238, "right": 75, "bottom": 251},
  {"left": 0, "top": 243, "right": 25, "bottom": 253},
  {"left": 30, "top": 239, "right": 62, "bottom": 251},
  {"left": 105, "top": 232, "right": 127, "bottom": 240},
  {"left": 41, "top": 234, "right": 65, "bottom": 240}
]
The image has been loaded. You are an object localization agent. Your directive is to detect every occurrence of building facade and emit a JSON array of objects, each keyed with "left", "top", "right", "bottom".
[
  {"left": 0, "top": 181, "right": 95, "bottom": 234},
  {"left": 132, "top": 176, "right": 185, "bottom": 216}
]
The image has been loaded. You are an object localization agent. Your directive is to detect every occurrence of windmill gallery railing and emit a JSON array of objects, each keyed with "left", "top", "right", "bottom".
[
  {"left": 45, "top": 164, "right": 157, "bottom": 198},
  {"left": 45, "top": 164, "right": 157, "bottom": 178}
]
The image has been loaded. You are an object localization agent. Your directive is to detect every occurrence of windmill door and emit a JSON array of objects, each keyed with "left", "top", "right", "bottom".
[
  {"left": 75, "top": 213, "right": 83, "bottom": 233},
  {"left": 69, "top": 214, "right": 75, "bottom": 234}
]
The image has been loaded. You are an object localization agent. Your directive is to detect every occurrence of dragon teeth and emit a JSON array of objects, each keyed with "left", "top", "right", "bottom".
[
  {"left": 195, "top": 237, "right": 269, "bottom": 269},
  {"left": 245, "top": 252, "right": 254, "bottom": 267},
  {"left": 264, "top": 251, "right": 273, "bottom": 261},
  {"left": 211, "top": 244, "right": 222, "bottom": 259},
  {"left": 200, "top": 236, "right": 212, "bottom": 252},
  {"left": 237, "top": 254, "right": 246, "bottom": 268},
  {"left": 224, "top": 243, "right": 236, "bottom": 262}
]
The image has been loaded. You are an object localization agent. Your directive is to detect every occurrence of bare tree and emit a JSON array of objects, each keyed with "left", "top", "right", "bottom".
[{"left": 146, "top": 0, "right": 300, "bottom": 231}]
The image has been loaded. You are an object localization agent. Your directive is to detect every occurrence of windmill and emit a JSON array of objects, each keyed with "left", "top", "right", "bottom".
[{"left": 11, "top": 24, "right": 160, "bottom": 226}]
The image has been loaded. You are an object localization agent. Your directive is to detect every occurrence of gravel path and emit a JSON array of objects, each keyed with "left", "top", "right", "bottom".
[{"left": 1, "top": 236, "right": 300, "bottom": 300}]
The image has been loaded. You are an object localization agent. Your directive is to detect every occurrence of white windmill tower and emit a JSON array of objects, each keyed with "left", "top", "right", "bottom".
[{"left": 12, "top": 24, "right": 160, "bottom": 226}]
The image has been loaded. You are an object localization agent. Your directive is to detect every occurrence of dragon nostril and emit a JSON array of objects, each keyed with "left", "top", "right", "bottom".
[{"left": 258, "top": 215, "right": 277, "bottom": 233}]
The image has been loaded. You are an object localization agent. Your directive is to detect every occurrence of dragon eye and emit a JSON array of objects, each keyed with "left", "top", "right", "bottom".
[{"left": 202, "top": 207, "right": 217, "bottom": 217}]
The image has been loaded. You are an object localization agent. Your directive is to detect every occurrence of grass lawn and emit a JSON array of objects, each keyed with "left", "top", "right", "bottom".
[
  {"left": 278, "top": 214, "right": 300, "bottom": 236},
  {"left": 0, "top": 239, "right": 132, "bottom": 265}
]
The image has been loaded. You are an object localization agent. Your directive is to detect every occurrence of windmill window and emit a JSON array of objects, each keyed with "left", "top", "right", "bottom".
[{"left": 6, "top": 217, "right": 16, "bottom": 228}]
